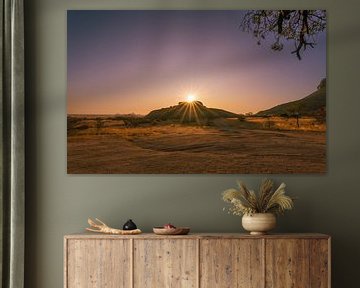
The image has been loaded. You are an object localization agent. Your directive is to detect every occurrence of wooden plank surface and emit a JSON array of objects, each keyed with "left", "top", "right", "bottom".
[
  {"left": 65, "top": 232, "right": 330, "bottom": 240},
  {"left": 310, "top": 239, "right": 330, "bottom": 288},
  {"left": 133, "top": 239, "right": 197, "bottom": 288},
  {"left": 265, "top": 239, "right": 310, "bottom": 288},
  {"left": 64, "top": 239, "right": 68, "bottom": 288},
  {"left": 64, "top": 234, "right": 331, "bottom": 288},
  {"left": 66, "top": 239, "right": 131, "bottom": 288},
  {"left": 200, "top": 239, "right": 264, "bottom": 288}
]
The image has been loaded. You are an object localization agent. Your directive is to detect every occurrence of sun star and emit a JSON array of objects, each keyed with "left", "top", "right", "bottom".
[{"left": 186, "top": 94, "right": 196, "bottom": 103}]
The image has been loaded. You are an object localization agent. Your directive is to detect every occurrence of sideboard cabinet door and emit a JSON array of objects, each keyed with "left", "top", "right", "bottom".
[
  {"left": 66, "top": 239, "right": 131, "bottom": 288},
  {"left": 265, "top": 239, "right": 329, "bottom": 288},
  {"left": 134, "top": 239, "right": 198, "bottom": 288},
  {"left": 200, "top": 239, "right": 264, "bottom": 288},
  {"left": 309, "top": 239, "right": 330, "bottom": 288}
]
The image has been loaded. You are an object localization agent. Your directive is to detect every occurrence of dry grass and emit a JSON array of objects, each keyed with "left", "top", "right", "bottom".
[
  {"left": 67, "top": 115, "right": 326, "bottom": 174},
  {"left": 237, "top": 116, "right": 326, "bottom": 132}
]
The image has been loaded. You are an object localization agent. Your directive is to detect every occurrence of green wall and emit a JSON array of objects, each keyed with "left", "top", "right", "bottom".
[{"left": 25, "top": 0, "right": 360, "bottom": 287}]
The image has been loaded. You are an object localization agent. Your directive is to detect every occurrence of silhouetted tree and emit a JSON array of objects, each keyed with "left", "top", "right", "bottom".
[
  {"left": 96, "top": 118, "right": 104, "bottom": 134},
  {"left": 241, "top": 10, "right": 326, "bottom": 60},
  {"left": 286, "top": 109, "right": 301, "bottom": 128},
  {"left": 317, "top": 78, "right": 326, "bottom": 90}
]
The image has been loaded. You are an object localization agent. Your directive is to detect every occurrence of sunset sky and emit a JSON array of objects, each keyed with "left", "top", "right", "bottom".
[{"left": 67, "top": 10, "right": 326, "bottom": 115}]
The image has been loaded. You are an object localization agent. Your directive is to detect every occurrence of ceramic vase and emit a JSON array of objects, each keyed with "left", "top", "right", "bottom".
[{"left": 242, "top": 213, "right": 276, "bottom": 235}]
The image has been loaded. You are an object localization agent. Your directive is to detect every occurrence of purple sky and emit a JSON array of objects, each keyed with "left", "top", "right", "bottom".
[{"left": 67, "top": 10, "right": 326, "bottom": 115}]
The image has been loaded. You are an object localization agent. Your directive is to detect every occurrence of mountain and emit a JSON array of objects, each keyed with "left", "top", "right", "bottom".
[
  {"left": 146, "top": 101, "right": 239, "bottom": 122},
  {"left": 256, "top": 79, "right": 326, "bottom": 116}
]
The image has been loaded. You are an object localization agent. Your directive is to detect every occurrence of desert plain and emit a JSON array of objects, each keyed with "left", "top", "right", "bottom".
[{"left": 67, "top": 115, "right": 326, "bottom": 174}]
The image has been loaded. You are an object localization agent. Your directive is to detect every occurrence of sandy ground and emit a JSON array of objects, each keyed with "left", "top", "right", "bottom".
[{"left": 67, "top": 122, "right": 326, "bottom": 174}]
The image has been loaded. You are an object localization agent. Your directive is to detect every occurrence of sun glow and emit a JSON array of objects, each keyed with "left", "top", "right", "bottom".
[{"left": 186, "top": 94, "right": 196, "bottom": 103}]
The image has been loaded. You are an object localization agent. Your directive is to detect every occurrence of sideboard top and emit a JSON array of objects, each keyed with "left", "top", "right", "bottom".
[{"left": 64, "top": 232, "right": 330, "bottom": 240}]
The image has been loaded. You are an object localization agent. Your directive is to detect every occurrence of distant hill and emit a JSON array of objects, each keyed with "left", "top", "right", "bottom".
[
  {"left": 146, "top": 101, "right": 239, "bottom": 122},
  {"left": 256, "top": 79, "right": 326, "bottom": 116}
]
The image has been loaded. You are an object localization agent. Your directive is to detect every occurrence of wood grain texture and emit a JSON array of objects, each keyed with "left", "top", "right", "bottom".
[
  {"left": 200, "top": 239, "right": 264, "bottom": 288},
  {"left": 65, "top": 233, "right": 330, "bottom": 240},
  {"left": 64, "top": 239, "right": 68, "bottom": 288},
  {"left": 66, "top": 239, "right": 131, "bottom": 288},
  {"left": 133, "top": 239, "right": 197, "bottom": 288},
  {"left": 265, "top": 239, "right": 310, "bottom": 288},
  {"left": 310, "top": 239, "right": 330, "bottom": 288},
  {"left": 64, "top": 234, "right": 330, "bottom": 288}
]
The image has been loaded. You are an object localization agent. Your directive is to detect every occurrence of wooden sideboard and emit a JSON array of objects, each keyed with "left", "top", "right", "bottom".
[{"left": 64, "top": 233, "right": 330, "bottom": 288}]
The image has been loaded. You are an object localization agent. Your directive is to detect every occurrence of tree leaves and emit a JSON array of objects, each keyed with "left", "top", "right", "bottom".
[{"left": 240, "top": 10, "right": 326, "bottom": 60}]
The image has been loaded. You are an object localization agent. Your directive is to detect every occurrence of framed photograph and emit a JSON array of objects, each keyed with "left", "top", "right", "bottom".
[{"left": 67, "top": 10, "right": 326, "bottom": 174}]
